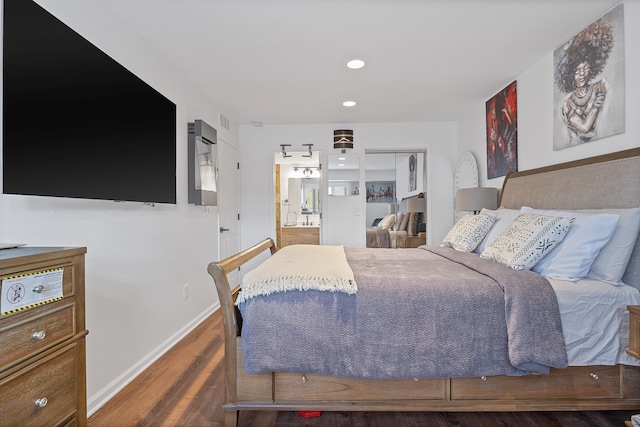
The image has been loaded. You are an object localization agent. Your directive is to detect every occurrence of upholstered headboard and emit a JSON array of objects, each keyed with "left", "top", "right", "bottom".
[{"left": 499, "top": 148, "right": 640, "bottom": 288}]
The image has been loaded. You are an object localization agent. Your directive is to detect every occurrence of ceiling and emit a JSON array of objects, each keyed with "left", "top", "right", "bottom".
[{"left": 100, "top": 0, "right": 621, "bottom": 126}]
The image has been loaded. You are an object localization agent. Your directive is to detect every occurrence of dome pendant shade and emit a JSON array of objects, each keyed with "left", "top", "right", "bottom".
[{"left": 333, "top": 129, "right": 354, "bottom": 150}]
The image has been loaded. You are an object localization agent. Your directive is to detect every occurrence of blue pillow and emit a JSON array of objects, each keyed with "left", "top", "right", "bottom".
[{"left": 522, "top": 207, "right": 619, "bottom": 281}]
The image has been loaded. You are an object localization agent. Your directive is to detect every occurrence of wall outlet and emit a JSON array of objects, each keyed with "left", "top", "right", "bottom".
[{"left": 183, "top": 284, "right": 189, "bottom": 300}]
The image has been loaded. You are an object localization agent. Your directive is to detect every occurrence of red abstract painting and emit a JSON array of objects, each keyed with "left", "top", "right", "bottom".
[{"left": 486, "top": 81, "right": 518, "bottom": 179}]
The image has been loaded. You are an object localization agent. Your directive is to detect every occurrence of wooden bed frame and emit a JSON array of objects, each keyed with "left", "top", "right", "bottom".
[{"left": 208, "top": 147, "right": 640, "bottom": 427}]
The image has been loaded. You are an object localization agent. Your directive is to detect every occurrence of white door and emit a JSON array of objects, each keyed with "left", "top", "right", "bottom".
[{"left": 217, "top": 137, "right": 240, "bottom": 287}]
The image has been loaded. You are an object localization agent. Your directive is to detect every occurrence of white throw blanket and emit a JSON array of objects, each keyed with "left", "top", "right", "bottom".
[{"left": 236, "top": 244, "right": 357, "bottom": 304}]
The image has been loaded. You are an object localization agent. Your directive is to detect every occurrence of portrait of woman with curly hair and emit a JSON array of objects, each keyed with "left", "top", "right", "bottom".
[{"left": 553, "top": 4, "right": 625, "bottom": 150}]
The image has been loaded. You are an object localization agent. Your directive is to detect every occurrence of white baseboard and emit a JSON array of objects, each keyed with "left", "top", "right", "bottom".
[{"left": 87, "top": 302, "right": 219, "bottom": 416}]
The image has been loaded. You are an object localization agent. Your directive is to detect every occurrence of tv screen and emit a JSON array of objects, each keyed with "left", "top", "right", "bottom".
[{"left": 2, "top": 0, "right": 177, "bottom": 204}]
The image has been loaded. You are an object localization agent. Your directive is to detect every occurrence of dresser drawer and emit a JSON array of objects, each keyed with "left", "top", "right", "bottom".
[
  {"left": 0, "top": 262, "right": 75, "bottom": 300},
  {"left": 0, "top": 344, "right": 77, "bottom": 427},
  {"left": 0, "top": 301, "right": 75, "bottom": 372}
]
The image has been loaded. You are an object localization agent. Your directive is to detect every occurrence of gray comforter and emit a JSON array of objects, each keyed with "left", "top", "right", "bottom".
[
  {"left": 238, "top": 246, "right": 568, "bottom": 379},
  {"left": 366, "top": 227, "right": 391, "bottom": 248}
]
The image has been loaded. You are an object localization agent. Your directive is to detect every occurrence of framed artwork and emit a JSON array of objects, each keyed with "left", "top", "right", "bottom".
[
  {"left": 553, "top": 4, "right": 625, "bottom": 150},
  {"left": 408, "top": 153, "right": 417, "bottom": 191},
  {"left": 486, "top": 81, "right": 518, "bottom": 179},
  {"left": 366, "top": 181, "right": 395, "bottom": 203}
]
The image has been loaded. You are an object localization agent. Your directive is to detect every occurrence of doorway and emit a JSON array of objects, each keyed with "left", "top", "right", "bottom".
[
  {"left": 217, "top": 138, "right": 239, "bottom": 285},
  {"left": 274, "top": 150, "right": 322, "bottom": 248}
]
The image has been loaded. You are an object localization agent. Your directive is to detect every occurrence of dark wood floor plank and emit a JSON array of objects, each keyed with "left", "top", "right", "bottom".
[{"left": 89, "top": 310, "right": 638, "bottom": 427}]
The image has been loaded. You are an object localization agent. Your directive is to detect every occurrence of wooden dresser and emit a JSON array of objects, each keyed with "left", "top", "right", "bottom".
[
  {"left": 0, "top": 247, "right": 88, "bottom": 427},
  {"left": 281, "top": 227, "right": 319, "bottom": 248}
]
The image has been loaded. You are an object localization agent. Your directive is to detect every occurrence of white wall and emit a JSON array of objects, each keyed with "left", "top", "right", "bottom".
[
  {"left": 1, "top": 0, "right": 238, "bottom": 414},
  {"left": 457, "top": 0, "right": 640, "bottom": 188},
  {"left": 238, "top": 122, "right": 457, "bottom": 256}
]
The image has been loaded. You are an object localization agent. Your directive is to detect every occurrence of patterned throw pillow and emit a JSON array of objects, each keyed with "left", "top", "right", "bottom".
[
  {"left": 407, "top": 212, "right": 419, "bottom": 236},
  {"left": 473, "top": 208, "right": 520, "bottom": 254},
  {"left": 441, "top": 214, "right": 496, "bottom": 252},
  {"left": 480, "top": 213, "right": 573, "bottom": 271}
]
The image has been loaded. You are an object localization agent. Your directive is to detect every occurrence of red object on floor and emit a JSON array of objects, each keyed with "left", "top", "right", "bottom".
[{"left": 298, "top": 410, "right": 322, "bottom": 418}]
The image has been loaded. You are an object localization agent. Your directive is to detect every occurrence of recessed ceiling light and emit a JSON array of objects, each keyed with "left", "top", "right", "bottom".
[
  {"left": 338, "top": 163, "right": 345, "bottom": 167},
  {"left": 343, "top": 100, "right": 356, "bottom": 107},
  {"left": 347, "top": 59, "right": 365, "bottom": 69},
  {"left": 338, "top": 157, "right": 346, "bottom": 160}
]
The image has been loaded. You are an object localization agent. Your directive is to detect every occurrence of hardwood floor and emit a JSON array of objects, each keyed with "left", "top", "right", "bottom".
[{"left": 88, "top": 311, "right": 638, "bottom": 426}]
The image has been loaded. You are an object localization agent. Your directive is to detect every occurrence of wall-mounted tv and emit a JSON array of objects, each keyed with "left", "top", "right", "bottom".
[{"left": 2, "top": 0, "right": 177, "bottom": 204}]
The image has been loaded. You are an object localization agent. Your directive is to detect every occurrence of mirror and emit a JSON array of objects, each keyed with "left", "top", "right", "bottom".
[
  {"left": 364, "top": 150, "right": 427, "bottom": 233},
  {"left": 328, "top": 153, "right": 359, "bottom": 196},
  {"left": 365, "top": 153, "right": 398, "bottom": 228},
  {"left": 288, "top": 177, "right": 320, "bottom": 215}
]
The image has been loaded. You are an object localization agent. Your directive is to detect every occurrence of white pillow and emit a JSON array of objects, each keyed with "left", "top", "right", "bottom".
[
  {"left": 441, "top": 214, "right": 497, "bottom": 252},
  {"left": 480, "top": 213, "right": 573, "bottom": 271},
  {"left": 583, "top": 207, "right": 640, "bottom": 285},
  {"left": 378, "top": 214, "right": 396, "bottom": 229},
  {"left": 474, "top": 208, "right": 521, "bottom": 254},
  {"left": 521, "top": 207, "right": 619, "bottom": 281}
]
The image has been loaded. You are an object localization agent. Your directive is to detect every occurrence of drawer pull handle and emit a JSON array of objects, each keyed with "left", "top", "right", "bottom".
[
  {"left": 32, "top": 285, "right": 45, "bottom": 293},
  {"left": 32, "top": 331, "right": 46, "bottom": 340},
  {"left": 34, "top": 398, "right": 48, "bottom": 408},
  {"left": 301, "top": 375, "right": 307, "bottom": 383},
  {"left": 590, "top": 372, "right": 599, "bottom": 380}
]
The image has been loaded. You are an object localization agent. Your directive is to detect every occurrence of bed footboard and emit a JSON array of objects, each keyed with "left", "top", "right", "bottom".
[{"left": 207, "top": 238, "right": 277, "bottom": 427}]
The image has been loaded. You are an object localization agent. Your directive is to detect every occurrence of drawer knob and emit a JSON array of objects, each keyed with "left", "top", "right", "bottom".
[
  {"left": 301, "top": 375, "right": 307, "bottom": 383},
  {"left": 590, "top": 372, "right": 599, "bottom": 380},
  {"left": 32, "top": 285, "right": 45, "bottom": 293},
  {"left": 34, "top": 398, "right": 48, "bottom": 408},
  {"left": 32, "top": 331, "right": 46, "bottom": 340},
  {"left": 481, "top": 376, "right": 487, "bottom": 381}
]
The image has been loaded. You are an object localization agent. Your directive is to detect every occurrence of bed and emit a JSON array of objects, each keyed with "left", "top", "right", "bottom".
[
  {"left": 208, "top": 147, "right": 640, "bottom": 427},
  {"left": 365, "top": 224, "right": 406, "bottom": 248},
  {"left": 366, "top": 209, "right": 421, "bottom": 248}
]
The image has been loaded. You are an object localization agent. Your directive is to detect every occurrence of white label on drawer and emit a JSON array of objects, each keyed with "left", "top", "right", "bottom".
[{"left": 1, "top": 268, "right": 64, "bottom": 315}]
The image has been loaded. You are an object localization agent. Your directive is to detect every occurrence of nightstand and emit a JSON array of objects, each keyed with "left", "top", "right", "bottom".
[
  {"left": 627, "top": 305, "right": 640, "bottom": 359},
  {"left": 626, "top": 306, "right": 640, "bottom": 427},
  {"left": 397, "top": 235, "right": 426, "bottom": 248}
]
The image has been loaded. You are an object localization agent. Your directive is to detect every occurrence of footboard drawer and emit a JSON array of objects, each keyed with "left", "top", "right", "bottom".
[
  {"left": 451, "top": 366, "right": 621, "bottom": 399},
  {"left": 275, "top": 373, "right": 446, "bottom": 401}
]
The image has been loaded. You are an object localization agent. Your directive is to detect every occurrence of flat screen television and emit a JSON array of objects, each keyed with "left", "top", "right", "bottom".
[{"left": 2, "top": 0, "right": 177, "bottom": 204}]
